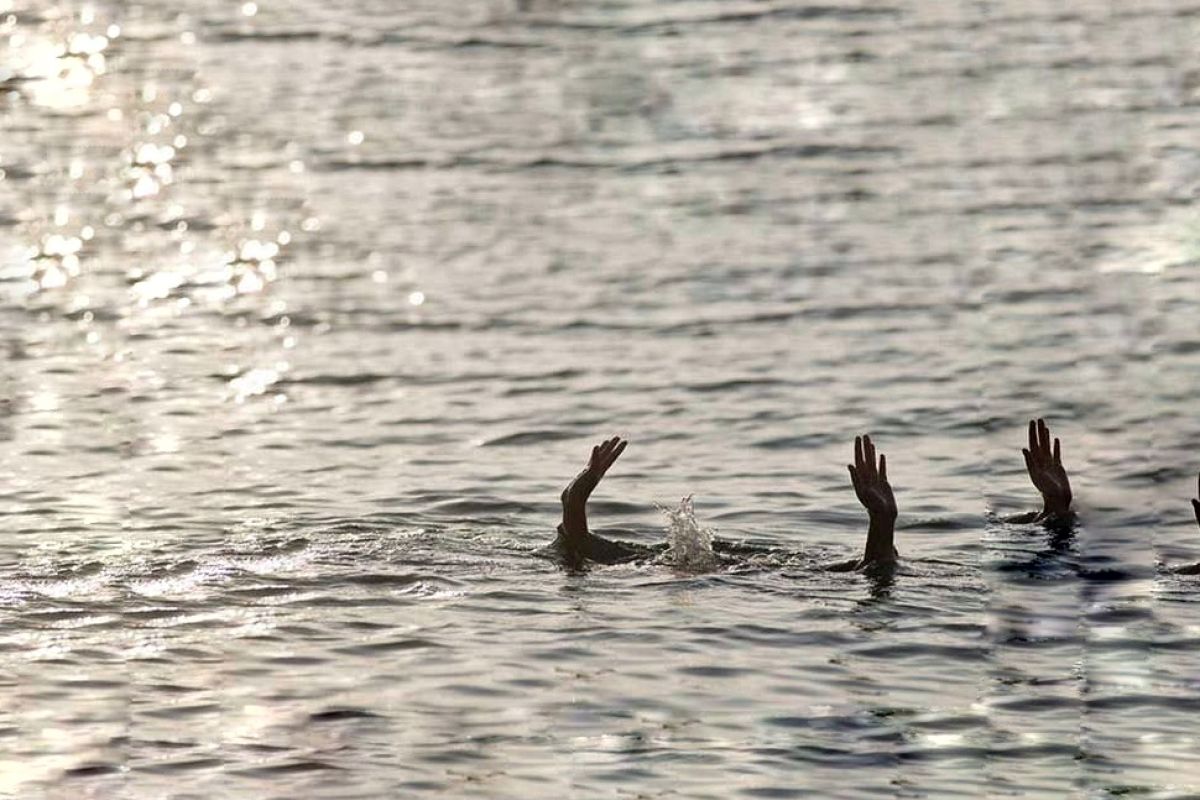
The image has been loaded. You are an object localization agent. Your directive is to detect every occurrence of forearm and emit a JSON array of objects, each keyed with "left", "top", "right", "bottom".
[
  {"left": 561, "top": 503, "right": 589, "bottom": 539},
  {"left": 560, "top": 470, "right": 597, "bottom": 540},
  {"left": 862, "top": 513, "right": 897, "bottom": 564}
]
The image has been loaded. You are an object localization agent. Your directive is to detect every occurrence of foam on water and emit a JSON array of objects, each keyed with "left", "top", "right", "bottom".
[{"left": 659, "top": 495, "right": 719, "bottom": 573}]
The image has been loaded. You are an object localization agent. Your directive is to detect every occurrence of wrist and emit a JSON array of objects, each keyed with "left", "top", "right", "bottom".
[{"left": 1041, "top": 494, "right": 1071, "bottom": 515}]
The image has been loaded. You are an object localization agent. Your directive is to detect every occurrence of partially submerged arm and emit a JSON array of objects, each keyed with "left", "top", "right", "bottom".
[
  {"left": 1021, "top": 418, "right": 1073, "bottom": 521},
  {"left": 1172, "top": 473, "right": 1200, "bottom": 575},
  {"left": 847, "top": 434, "right": 898, "bottom": 570},
  {"left": 559, "top": 436, "right": 626, "bottom": 542},
  {"left": 554, "top": 436, "right": 650, "bottom": 566}
]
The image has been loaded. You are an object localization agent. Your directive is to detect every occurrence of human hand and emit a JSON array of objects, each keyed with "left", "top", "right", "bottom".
[
  {"left": 562, "top": 436, "right": 627, "bottom": 511},
  {"left": 1022, "top": 418, "right": 1072, "bottom": 516},
  {"left": 1191, "top": 472, "right": 1199, "bottom": 529},
  {"left": 848, "top": 434, "right": 897, "bottom": 521}
]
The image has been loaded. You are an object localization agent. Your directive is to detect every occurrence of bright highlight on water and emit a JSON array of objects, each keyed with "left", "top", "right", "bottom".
[{"left": 1, "top": 0, "right": 1198, "bottom": 797}]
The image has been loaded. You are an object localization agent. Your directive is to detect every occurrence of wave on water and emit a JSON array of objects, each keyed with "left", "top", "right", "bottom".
[{"left": 659, "top": 495, "right": 719, "bottom": 573}]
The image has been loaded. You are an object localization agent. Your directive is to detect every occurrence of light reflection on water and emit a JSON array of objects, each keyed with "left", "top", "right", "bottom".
[{"left": 0, "top": 0, "right": 1199, "bottom": 797}]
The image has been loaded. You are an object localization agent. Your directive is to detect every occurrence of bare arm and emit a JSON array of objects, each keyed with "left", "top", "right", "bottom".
[
  {"left": 848, "top": 434, "right": 898, "bottom": 567},
  {"left": 1174, "top": 473, "right": 1200, "bottom": 574},
  {"left": 559, "top": 436, "right": 627, "bottom": 545},
  {"left": 1022, "top": 418, "right": 1073, "bottom": 519}
]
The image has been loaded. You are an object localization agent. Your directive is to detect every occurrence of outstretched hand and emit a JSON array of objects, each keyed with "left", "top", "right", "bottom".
[
  {"left": 1022, "top": 418, "right": 1072, "bottom": 516},
  {"left": 563, "top": 436, "right": 627, "bottom": 511},
  {"left": 848, "top": 434, "right": 897, "bottom": 520},
  {"left": 1192, "top": 472, "right": 1200, "bottom": 529}
]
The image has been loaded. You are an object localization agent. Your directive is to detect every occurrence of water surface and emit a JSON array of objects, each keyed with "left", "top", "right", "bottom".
[{"left": 2, "top": 0, "right": 1200, "bottom": 796}]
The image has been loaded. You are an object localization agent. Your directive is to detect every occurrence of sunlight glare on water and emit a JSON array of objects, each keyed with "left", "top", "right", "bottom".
[{"left": 0, "top": 0, "right": 1199, "bottom": 797}]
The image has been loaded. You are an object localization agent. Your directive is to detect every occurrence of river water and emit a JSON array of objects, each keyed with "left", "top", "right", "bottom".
[{"left": 2, "top": 0, "right": 1200, "bottom": 797}]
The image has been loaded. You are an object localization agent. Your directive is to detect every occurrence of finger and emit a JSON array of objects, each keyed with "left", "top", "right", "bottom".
[
  {"left": 863, "top": 435, "right": 876, "bottom": 480},
  {"left": 1028, "top": 420, "right": 1037, "bottom": 457},
  {"left": 1193, "top": 498, "right": 1200, "bottom": 524},
  {"left": 1038, "top": 419, "right": 1050, "bottom": 457},
  {"left": 1196, "top": 471, "right": 1199, "bottom": 501},
  {"left": 591, "top": 444, "right": 600, "bottom": 466},
  {"left": 606, "top": 439, "right": 627, "bottom": 470},
  {"left": 848, "top": 465, "right": 860, "bottom": 492},
  {"left": 1022, "top": 448, "right": 1034, "bottom": 475},
  {"left": 854, "top": 436, "right": 863, "bottom": 471},
  {"left": 879, "top": 453, "right": 888, "bottom": 482},
  {"left": 1052, "top": 437, "right": 1061, "bottom": 465},
  {"left": 598, "top": 437, "right": 619, "bottom": 469}
]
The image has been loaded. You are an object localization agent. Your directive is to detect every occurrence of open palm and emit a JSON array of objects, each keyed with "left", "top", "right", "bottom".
[
  {"left": 1022, "top": 418, "right": 1072, "bottom": 515},
  {"left": 848, "top": 434, "right": 897, "bottom": 519}
]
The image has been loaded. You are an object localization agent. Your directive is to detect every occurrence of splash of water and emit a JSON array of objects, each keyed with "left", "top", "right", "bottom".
[{"left": 659, "top": 495, "right": 718, "bottom": 572}]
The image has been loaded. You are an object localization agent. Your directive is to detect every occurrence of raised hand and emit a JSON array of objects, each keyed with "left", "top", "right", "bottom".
[
  {"left": 848, "top": 434, "right": 897, "bottom": 521},
  {"left": 847, "top": 434, "right": 898, "bottom": 568},
  {"left": 560, "top": 436, "right": 627, "bottom": 541},
  {"left": 1022, "top": 418, "right": 1072, "bottom": 516},
  {"left": 1192, "top": 472, "right": 1200, "bottom": 529},
  {"left": 563, "top": 436, "right": 626, "bottom": 506}
]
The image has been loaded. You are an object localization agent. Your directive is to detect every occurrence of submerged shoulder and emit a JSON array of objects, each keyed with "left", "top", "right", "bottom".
[{"left": 544, "top": 526, "right": 660, "bottom": 567}]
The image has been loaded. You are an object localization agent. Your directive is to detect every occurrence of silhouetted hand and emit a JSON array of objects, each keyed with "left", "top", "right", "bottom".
[
  {"left": 560, "top": 436, "right": 627, "bottom": 543},
  {"left": 848, "top": 434, "right": 897, "bottom": 521},
  {"left": 1022, "top": 418, "right": 1072, "bottom": 516},
  {"left": 1192, "top": 472, "right": 1200, "bottom": 529},
  {"left": 563, "top": 436, "right": 626, "bottom": 507}
]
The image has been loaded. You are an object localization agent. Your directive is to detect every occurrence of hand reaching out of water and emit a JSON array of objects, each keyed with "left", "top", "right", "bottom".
[
  {"left": 1022, "top": 418, "right": 1072, "bottom": 517},
  {"left": 1192, "top": 472, "right": 1200, "bottom": 529},
  {"left": 560, "top": 436, "right": 627, "bottom": 540},
  {"left": 848, "top": 434, "right": 897, "bottom": 521},
  {"left": 563, "top": 436, "right": 627, "bottom": 507},
  {"left": 847, "top": 434, "right": 898, "bottom": 567},
  {"left": 1165, "top": 472, "right": 1200, "bottom": 575}
]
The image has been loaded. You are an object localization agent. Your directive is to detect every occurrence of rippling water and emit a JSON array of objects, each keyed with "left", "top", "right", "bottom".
[{"left": 2, "top": 0, "right": 1200, "bottom": 796}]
